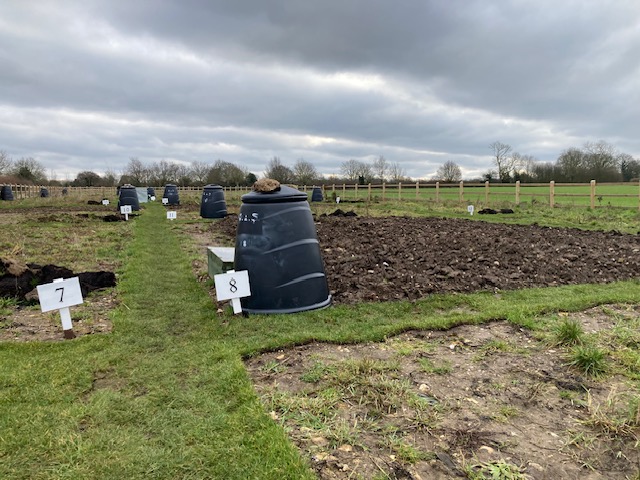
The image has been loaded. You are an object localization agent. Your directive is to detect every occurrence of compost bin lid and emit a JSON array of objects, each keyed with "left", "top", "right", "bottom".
[
  {"left": 203, "top": 184, "right": 223, "bottom": 190},
  {"left": 241, "top": 184, "right": 308, "bottom": 204}
]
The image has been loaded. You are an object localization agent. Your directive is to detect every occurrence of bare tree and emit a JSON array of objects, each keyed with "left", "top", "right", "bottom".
[
  {"left": 583, "top": 140, "right": 620, "bottom": 181},
  {"left": 0, "top": 150, "right": 12, "bottom": 174},
  {"left": 434, "top": 161, "right": 461, "bottom": 183},
  {"left": 388, "top": 162, "right": 409, "bottom": 183},
  {"left": 557, "top": 148, "right": 585, "bottom": 182},
  {"left": 340, "top": 159, "right": 372, "bottom": 183},
  {"left": 292, "top": 158, "right": 319, "bottom": 185},
  {"left": 11, "top": 157, "right": 47, "bottom": 183},
  {"left": 103, "top": 168, "right": 118, "bottom": 187},
  {"left": 489, "top": 141, "right": 514, "bottom": 182},
  {"left": 190, "top": 161, "right": 210, "bottom": 185},
  {"left": 372, "top": 155, "right": 388, "bottom": 183},
  {"left": 123, "top": 157, "right": 150, "bottom": 185},
  {"left": 264, "top": 157, "right": 294, "bottom": 183}
]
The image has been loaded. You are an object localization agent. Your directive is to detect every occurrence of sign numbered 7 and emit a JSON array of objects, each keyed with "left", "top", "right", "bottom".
[{"left": 36, "top": 277, "right": 84, "bottom": 312}]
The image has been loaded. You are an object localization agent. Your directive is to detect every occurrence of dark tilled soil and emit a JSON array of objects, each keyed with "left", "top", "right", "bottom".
[{"left": 215, "top": 215, "right": 640, "bottom": 304}]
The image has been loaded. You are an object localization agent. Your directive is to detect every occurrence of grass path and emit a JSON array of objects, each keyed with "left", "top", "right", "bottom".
[{"left": 0, "top": 203, "right": 313, "bottom": 479}]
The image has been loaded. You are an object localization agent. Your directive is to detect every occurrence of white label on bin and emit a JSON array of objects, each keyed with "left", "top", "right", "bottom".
[
  {"left": 37, "top": 277, "right": 84, "bottom": 312},
  {"left": 162, "top": 198, "right": 169, "bottom": 205},
  {"left": 214, "top": 270, "right": 251, "bottom": 302}
]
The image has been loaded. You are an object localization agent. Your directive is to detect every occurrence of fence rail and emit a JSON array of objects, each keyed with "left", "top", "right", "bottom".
[{"left": 2, "top": 181, "right": 640, "bottom": 210}]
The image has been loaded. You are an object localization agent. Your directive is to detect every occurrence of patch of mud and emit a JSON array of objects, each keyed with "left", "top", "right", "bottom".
[
  {"left": 212, "top": 215, "right": 640, "bottom": 304},
  {"left": 246, "top": 310, "right": 640, "bottom": 479}
]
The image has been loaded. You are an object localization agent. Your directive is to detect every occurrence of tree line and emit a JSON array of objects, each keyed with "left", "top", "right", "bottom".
[{"left": 1, "top": 140, "right": 638, "bottom": 188}]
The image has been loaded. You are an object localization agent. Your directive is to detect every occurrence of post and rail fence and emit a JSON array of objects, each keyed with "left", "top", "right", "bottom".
[{"left": 2, "top": 181, "right": 640, "bottom": 210}]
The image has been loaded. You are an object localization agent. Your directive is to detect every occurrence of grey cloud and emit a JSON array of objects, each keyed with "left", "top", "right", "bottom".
[{"left": 0, "top": 0, "right": 638, "bottom": 180}]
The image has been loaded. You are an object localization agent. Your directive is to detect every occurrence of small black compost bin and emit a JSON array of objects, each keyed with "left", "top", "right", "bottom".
[
  {"left": 311, "top": 186, "right": 323, "bottom": 202},
  {"left": 234, "top": 184, "right": 331, "bottom": 314},
  {"left": 40, "top": 188, "right": 49, "bottom": 198},
  {"left": 117, "top": 184, "right": 140, "bottom": 211},
  {"left": 1, "top": 185, "right": 14, "bottom": 201},
  {"left": 163, "top": 184, "right": 180, "bottom": 205},
  {"left": 200, "top": 184, "right": 227, "bottom": 218},
  {"left": 147, "top": 187, "right": 155, "bottom": 199}
]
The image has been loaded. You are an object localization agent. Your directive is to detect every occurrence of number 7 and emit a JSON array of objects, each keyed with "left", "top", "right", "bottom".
[{"left": 55, "top": 287, "right": 64, "bottom": 302}]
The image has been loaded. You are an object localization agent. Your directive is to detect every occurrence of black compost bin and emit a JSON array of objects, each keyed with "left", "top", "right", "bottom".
[
  {"left": 147, "top": 187, "right": 155, "bottom": 199},
  {"left": 310, "top": 186, "right": 323, "bottom": 202},
  {"left": 40, "top": 188, "right": 49, "bottom": 198},
  {"left": 117, "top": 184, "right": 140, "bottom": 211},
  {"left": 1, "top": 185, "right": 14, "bottom": 201},
  {"left": 163, "top": 184, "right": 180, "bottom": 205},
  {"left": 234, "top": 185, "right": 331, "bottom": 314},
  {"left": 200, "top": 184, "right": 227, "bottom": 218}
]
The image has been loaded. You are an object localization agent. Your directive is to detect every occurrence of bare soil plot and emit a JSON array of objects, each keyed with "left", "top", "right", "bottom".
[
  {"left": 0, "top": 208, "right": 130, "bottom": 342},
  {"left": 213, "top": 214, "right": 640, "bottom": 303},
  {"left": 247, "top": 305, "right": 640, "bottom": 479}
]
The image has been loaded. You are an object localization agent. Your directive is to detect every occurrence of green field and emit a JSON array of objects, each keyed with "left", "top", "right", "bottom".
[
  {"left": 314, "top": 182, "right": 640, "bottom": 209},
  {"left": 1, "top": 198, "right": 639, "bottom": 478}
]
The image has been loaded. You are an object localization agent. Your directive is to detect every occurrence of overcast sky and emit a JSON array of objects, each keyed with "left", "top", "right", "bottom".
[{"left": 1, "top": 1, "right": 639, "bottom": 181}]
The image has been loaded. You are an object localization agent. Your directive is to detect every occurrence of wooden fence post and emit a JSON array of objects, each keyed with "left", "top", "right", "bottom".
[
  {"left": 515, "top": 180, "right": 520, "bottom": 204},
  {"left": 590, "top": 180, "right": 596, "bottom": 209},
  {"left": 415, "top": 181, "right": 419, "bottom": 199},
  {"left": 368, "top": 183, "right": 372, "bottom": 201},
  {"left": 342, "top": 183, "right": 346, "bottom": 199},
  {"left": 435, "top": 182, "right": 439, "bottom": 202},
  {"left": 398, "top": 182, "right": 402, "bottom": 200},
  {"left": 549, "top": 181, "right": 555, "bottom": 207},
  {"left": 355, "top": 183, "right": 358, "bottom": 199},
  {"left": 484, "top": 181, "right": 489, "bottom": 205},
  {"left": 459, "top": 181, "right": 464, "bottom": 204},
  {"left": 382, "top": 182, "right": 386, "bottom": 201}
]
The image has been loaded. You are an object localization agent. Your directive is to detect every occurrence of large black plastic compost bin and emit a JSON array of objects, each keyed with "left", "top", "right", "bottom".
[
  {"left": 117, "top": 184, "right": 140, "bottom": 211},
  {"left": 163, "top": 184, "right": 180, "bottom": 205},
  {"left": 1, "top": 185, "right": 14, "bottom": 201},
  {"left": 200, "top": 184, "right": 227, "bottom": 218},
  {"left": 234, "top": 185, "right": 331, "bottom": 314},
  {"left": 40, "top": 188, "right": 49, "bottom": 198},
  {"left": 147, "top": 187, "right": 155, "bottom": 199},
  {"left": 310, "top": 186, "right": 323, "bottom": 202}
]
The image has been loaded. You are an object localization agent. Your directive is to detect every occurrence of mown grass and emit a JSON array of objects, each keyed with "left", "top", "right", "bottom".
[{"left": 1, "top": 198, "right": 640, "bottom": 478}]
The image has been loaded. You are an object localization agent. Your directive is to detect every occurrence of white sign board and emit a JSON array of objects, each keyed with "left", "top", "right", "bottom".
[
  {"left": 214, "top": 270, "right": 251, "bottom": 301},
  {"left": 162, "top": 197, "right": 169, "bottom": 205},
  {"left": 120, "top": 205, "right": 132, "bottom": 214},
  {"left": 214, "top": 270, "right": 251, "bottom": 314},
  {"left": 102, "top": 199, "right": 110, "bottom": 206},
  {"left": 467, "top": 205, "right": 474, "bottom": 216},
  {"left": 37, "top": 277, "right": 84, "bottom": 312},
  {"left": 150, "top": 196, "right": 156, "bottom": 201},
  {"left": 167, "top": 211, "right": 177, "bottom": 220}
]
